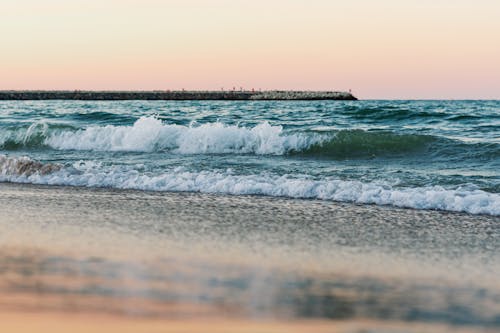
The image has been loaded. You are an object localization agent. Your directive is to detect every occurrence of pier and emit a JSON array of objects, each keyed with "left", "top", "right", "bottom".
[{"left": 0, "top": 90, "right": 357, "bottom": 101}]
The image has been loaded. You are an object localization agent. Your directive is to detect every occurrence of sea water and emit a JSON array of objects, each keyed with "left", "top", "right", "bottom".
[
  {"left": 1, "top": 100, "right": 500, "bottom": 330},
  {"left": 0, "top": 100, "right": 499, "bottom": 215}
]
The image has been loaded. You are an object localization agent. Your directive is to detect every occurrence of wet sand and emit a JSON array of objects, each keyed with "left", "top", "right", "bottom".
[
  {"left": 4, "top": 312, "right": 498, "bottom": 333},
  {"left": 0, "top": 183, "right": 499, "bottom": 332}
]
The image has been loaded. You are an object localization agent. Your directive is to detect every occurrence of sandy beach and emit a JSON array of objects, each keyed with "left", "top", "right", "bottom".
[
  {"left": 2, "top": 0, "right": 500, "bottom": 330},
  {"left": 3, "top": 312, "right": 497, "bottom": 333},
  {"left": 1, "top": 183, "right": 498, "bottom": 332}
]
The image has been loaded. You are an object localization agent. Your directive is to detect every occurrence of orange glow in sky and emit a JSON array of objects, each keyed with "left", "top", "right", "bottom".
[{"left": 1, "top": 0, "right": 499, "bottom": 99}]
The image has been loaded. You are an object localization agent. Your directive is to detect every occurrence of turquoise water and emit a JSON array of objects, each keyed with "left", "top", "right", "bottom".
[{"left": 1, "top": 100, "right": 499, "bottom": 215}]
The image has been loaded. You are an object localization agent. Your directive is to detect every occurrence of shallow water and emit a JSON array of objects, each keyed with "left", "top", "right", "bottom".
[{"left": 0, "top": 100, "right": 499, "bottom": 215}]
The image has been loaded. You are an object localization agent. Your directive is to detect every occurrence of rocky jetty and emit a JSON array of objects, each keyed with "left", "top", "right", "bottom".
[
  {"left": 0, "top": 90, "right": 357, "bottom": 101},
  {"left": 249, "top": 90, "right": 356, "bottom": 100}
]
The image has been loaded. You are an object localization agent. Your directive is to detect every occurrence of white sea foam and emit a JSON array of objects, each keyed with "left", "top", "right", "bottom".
[
  {"left": 45, "top": 117, "right": 319, "bottom": 154},
  {"left": 1, "top": 155, "right": 499, "bottom": 216}
]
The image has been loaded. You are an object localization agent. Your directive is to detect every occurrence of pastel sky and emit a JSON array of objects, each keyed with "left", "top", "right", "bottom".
[{"left": 1, "top": 0, "right": 499, "bottom": 99}]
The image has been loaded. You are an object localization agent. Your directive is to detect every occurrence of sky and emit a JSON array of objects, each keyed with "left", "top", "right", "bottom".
[{"left": 1, "top": 0, "right": 499, "bottom": 99}]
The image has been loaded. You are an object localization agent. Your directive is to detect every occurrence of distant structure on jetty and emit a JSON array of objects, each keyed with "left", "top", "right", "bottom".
[{"left": 0, "top": 90, "right": 357, "bottom": 101}]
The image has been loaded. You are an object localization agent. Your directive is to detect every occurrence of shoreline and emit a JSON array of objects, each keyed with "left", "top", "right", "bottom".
[
  {"left": 0, "top": 90, "right": 357, "bottom": 101},
  {"left": 1, "top": 182, "right": 499, "bottom": 331},
  {"left": 0, "top": 181, "right": 492, "bottom": 217},
  {"left": 1, "top": 181, "right": 498, "bottom": 276}
]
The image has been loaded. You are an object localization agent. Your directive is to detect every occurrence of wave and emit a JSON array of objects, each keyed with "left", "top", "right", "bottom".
[
  {"left": 345, "top": 105, "right": 437, "bottom": 121},
  {"left": 1, "top": 117, "right": 318, "bottom": 155},
  {"left": 340, "top": 101, "right": 499, "bottom": 122},
  {"left": 0, "top": 122, "right": 76, "bottom": 150},
  {"left": 296, "top": 130, "right": 435, "bottom": 158},
  {"left": 46, "top": 117, "right": 318, "bottom": 154},
  {"left": 1, "top": 117, "right": 498, "bottom": 159},
  {"left": 1, "top": 155, "right": 499, "bottom": 216}
]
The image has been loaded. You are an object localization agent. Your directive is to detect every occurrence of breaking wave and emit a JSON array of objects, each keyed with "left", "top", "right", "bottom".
[
  {"left": 1, "top": 117, "right": 318, "bottom": 155},
  {"left": 46, "top": 117, "right": 319, "bottom": 155},
  {"left": 2, "top": 116, "right": 497, "bottom": 159},
  {"left": 1, "top": 155, "right": 499, "bottom": 216}
]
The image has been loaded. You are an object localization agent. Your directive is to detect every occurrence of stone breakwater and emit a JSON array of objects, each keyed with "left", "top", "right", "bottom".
[{"left": 0, "top": 90, "right": 357, "bottom": 101}]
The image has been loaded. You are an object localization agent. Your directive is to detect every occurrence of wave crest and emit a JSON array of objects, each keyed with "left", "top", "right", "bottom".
[
  {"left": 1, "top": 117, "right": 498, "bottom": 159},
  {"left": 43, "top": 117, "right": 320, "bottom": 155}
]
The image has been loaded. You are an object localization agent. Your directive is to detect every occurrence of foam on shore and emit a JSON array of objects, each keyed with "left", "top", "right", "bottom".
[{"left": 1, "top": 154, "right": 499, "bottom": 216}]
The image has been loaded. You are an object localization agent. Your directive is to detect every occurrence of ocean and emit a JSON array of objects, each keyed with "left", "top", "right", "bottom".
[
  {"left": 0, "top": 100, "right": 499, "bottom": 332},
  {"left": 1, "top": 100, "right": 499, "bottom": 215}
]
